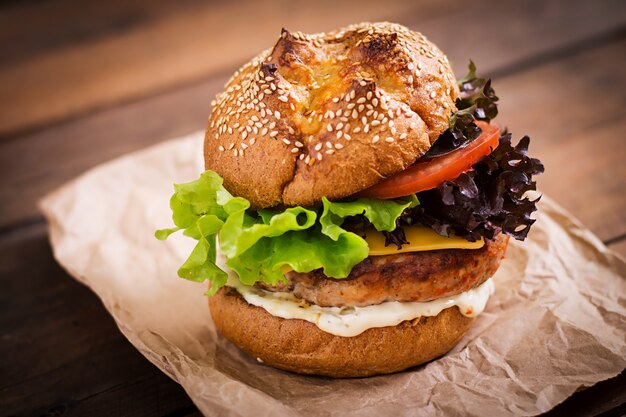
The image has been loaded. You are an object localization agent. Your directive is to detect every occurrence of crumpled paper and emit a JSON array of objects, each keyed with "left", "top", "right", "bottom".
[{"left": 40, "top": 131, "right": 626, "bottom": 417}]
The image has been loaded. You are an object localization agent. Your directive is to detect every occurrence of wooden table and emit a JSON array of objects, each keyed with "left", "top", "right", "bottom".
[{"left": 1, "top": 0, "right": 624, "bottom": 415}]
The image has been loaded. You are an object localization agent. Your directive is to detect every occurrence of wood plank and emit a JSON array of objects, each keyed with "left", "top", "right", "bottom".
[
  {"left": 544, "top": 371, "right": 626, "bottom": 417},
  {"left": 0, "top": 0, "right": 206, "bottom": 65},
  {"left": 495, "top": 41, "right": 626, "bottom": 242},
  {"left": 0, "top": 224, "right": 195, "bottom": 415},
  {"left": 1, "top": 0, "right": 625, "bottom": 136},
  {"left": 0, "top": 212, "right": 623, "bottom": 416},
  {"left": 0, "top": 0, "right": 432, "bottom": 136},
  {"left": 1, "top": 33, "right": 625, "bottom": 241}
]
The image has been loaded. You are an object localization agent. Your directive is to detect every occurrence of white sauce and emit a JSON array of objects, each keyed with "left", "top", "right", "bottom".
[{"left": 216, "top": 251, "right": 495, "bottom": 337}]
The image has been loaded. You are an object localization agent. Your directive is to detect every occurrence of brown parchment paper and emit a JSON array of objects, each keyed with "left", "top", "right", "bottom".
[{"left": 39, "top": 132, "right": 626, "bottom": 417}]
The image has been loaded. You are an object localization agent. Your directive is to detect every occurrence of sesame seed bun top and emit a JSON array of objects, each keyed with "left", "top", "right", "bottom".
[{"left": 204, "top": 22, "right": 459, "bottom": 209}]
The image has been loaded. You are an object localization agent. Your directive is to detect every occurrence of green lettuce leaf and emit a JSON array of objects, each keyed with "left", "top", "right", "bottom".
[{"left": 156, "top": 170, "right": 418, "bottom": 294}]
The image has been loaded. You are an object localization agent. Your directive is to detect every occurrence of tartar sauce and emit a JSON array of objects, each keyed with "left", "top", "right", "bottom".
[{"left": 216, "top": 251, "right": 494, "bottom": 337}]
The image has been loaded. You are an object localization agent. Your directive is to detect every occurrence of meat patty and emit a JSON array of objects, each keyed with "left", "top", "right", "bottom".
[{"left": 256, "top": 233, "right": 509, "bottom": 307}]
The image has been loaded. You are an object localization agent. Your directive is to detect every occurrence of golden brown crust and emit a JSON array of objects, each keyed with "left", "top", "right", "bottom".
[
  {"left": 204, "top": 22, "right": 459, "bottom": 209},
  {"left": 209, "top": 287, "right": 474, "bottom": 378},
  {"left": 258, "top": 234, "right": 509, "bottom": 307}
]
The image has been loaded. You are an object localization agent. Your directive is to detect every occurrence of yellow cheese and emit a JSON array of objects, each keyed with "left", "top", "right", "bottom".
[
  {"left": 365, "top": 226, "right": 483, "bottom": 255},
  {"left": 281, "top": 226, "right": 483, "bottom": 273}
]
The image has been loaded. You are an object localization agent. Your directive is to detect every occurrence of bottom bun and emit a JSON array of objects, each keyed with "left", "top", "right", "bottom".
[{"left": 209, "top": 287, "right": 475, "bottom": 378}]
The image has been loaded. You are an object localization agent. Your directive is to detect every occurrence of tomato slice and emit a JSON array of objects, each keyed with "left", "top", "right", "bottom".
[{"left": 357, "top": 121, "right": 500, "bottom": 199}]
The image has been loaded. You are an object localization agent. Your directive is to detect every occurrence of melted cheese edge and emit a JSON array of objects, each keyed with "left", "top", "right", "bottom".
[
  {"left": 365, "top": 226, "right": 484, "bottom": 255},
  {"left": 217, "top": 253, "right": 495, "bottom": 338}
]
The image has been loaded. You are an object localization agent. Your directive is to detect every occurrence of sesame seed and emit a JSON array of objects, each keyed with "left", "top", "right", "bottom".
[
  {"left": 372, "top": 98, "right": 379, "bottom": 107},
  {"left": 430, "top": 91, "right": 437, "bottom": 99},
  {"left": 337, "top": 131, "right": 343, "bottom": 139},
  {"left": 391, "top": 127, "right": 397, "bottom": 135},
  {"left": 408, "top": 62, "right": 415, "bottom": 70},
  {"left": 278, "top": 95, "right": 288, "bottom": 102},
  {"left": 274, "top": 111, "right": 281, "bottom": 119},
  {"left": 344, "top": 133, "right": 351, "bottom": 140},
  {"left": 218, "top": 145, "right": 225, "bottom": 152},
  {"left": 295, "top": 141, "right": 304, "bottom": 148},
  {"left": 371, "top": 120, "right": 381, "bottom": 126},
  {"left": 386, "top": 137, "right": 394, "bottom": 143},
  {"left": 270, "top": 131, "right": 278, "bottom": 137},
  {"left": 249, "top": 138, "right": 256, "bottom": 145},
  {"left": 326, "top": 141, "right": 333, "bottom": 148},
  {"left": 288, "top": 126, "right": 295, "bottom": 135},
  {"left": 317, "top": 153, "right": 323, "bottom": 161},
  {"left": 299, "top": 154, "right": 305, "bottom": 160},
  {"left": 366, "top": 91, "right": 372, "bottom": 100},
  {"left": 233, "top": 149, "right": 238, "bottom": 156},
  {"left": 228, "top": 143, "right": 235, "bottom": 150},
  {"left": 261, "top": 127, "right": 268, "bottom": 136},
  {"left": 335, "top": 143, "right": 344, "bottom": 149},
  {"left": 350, "top": 90, "right": 356, "bottom": 99},
  {"left": 325, "top": 149, "right": 335, "bottom": 154},
  {"left": 400, "top": 133, "right": 407, "bottom": 140},
  {"left": 315, "top": 143, "right": 322, "bottom": 151},
  {"left": 359, "top": 80, "right": 367, "bottom": 87},
  {"left": 291, "top": 147, "right": 299, "bottom": 153},
  {"left": 364, "top": 125, "right": 370, "bottom": 133},
  {"left": 356, "top": 97, "right": 366, "bottom": 104},
  {"left": 336, "top": 122, "right": 344, "bottom": 130},
  {"left": 352, "top": 109, "right": 358, "bottom": 119},
  {"left": 282, "top": 138, "right": 291, "bottom": 145},
  {"left": 269, "top": 121, "right": 276, "bottom": 129},
  {"left": 241, "top": 143, "right": 248, "bottom": 149},
  {"left": 372, "top": 135, "right": 380, "bottom": 143},
  {"left": 332, "top": 97, "right": 339, "bottom": 103},
  {"left": 327, "top": 124, "right": 333, "bottom": 132},
  {"left": 353, "top": 127, "right": 361, "bottom": 133},
  {"left": 242, "top": 130, "right": 248, "bottom": 140},
  {"left": 305, "top": 155, "right": 311, "bottom": 164}
]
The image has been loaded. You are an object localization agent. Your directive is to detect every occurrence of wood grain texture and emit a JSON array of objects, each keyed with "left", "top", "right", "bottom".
[
  {"left": 1, "top": 0, "right": 625, "bottom": 415},
  {"left": 2, "top": 27, "right": 625, "bottom": 242},
  {"left": 0, "top": 224, "right": 195, "bottom": 416},
  {"left": 495, "top": 38, "right": 626, "bottom": 242},
  {"left": 1, "top": 0, "right": 626, "bottom": 137},
  {"left": 0, "top": 0, "right": 427, "bottom": 136}
]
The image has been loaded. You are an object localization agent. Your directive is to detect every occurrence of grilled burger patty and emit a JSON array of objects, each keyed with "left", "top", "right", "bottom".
[{"left": 256, "top": 233, "right": 509, "bottom": 307}]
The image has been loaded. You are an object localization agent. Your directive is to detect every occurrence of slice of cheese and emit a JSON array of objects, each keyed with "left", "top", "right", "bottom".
[
  {"left": 365, "top": 226, "right": 483, "bottom": 255},
  {"left": 281, "top": 226, "right": 484, "bottom": 273}
]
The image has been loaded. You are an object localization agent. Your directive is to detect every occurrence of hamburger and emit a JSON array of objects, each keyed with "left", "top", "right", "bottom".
[{"left": 157, "top": 22, "right": 543, "bottom": 378}]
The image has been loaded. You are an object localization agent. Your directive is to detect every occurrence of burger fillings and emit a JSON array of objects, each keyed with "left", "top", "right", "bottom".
[{"left": 157, "top": 22, "right": 544, "bottom": 377}]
